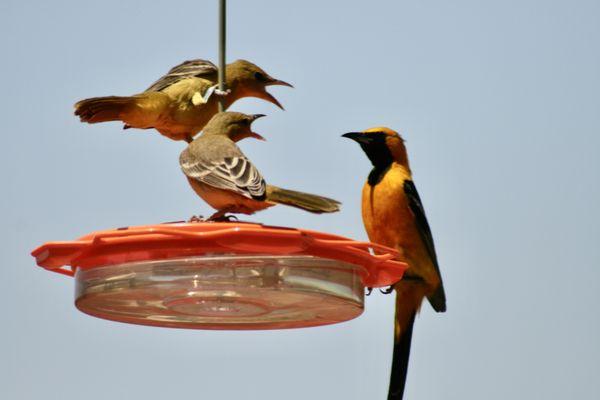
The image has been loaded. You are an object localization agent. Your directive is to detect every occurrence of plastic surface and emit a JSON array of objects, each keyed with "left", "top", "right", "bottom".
[
  {"left": 75, "top": 255, "right": 365, "bottom": 330},
  {"left": 32, "top": 222, "right": 408, "bottom": 330}
]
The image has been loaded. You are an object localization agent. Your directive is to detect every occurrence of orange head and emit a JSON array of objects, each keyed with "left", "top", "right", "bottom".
[{"left": 342, "top": 127, "right": 410, "bottom": 172}]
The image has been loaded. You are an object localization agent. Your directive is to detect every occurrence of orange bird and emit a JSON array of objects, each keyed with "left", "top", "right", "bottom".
[
  {"left": 343, "top": 127, "right": 446, "bottom": 400},
  {"left": 74, "top": 59, "right": 292, "bottom": 143}
]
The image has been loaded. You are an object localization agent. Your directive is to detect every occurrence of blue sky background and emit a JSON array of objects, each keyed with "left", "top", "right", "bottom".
[{"left": 2, "top": 0, "right": 599, "bottom": 399}]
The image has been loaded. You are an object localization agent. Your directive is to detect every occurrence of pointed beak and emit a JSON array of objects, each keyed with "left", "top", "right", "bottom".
[
  {"left": 268, "top": 79, "right": 294, "bottom": 88},
  {"left": 250, "top": 132, "right": 266, "bottom": 141},
  {"left": 250, "top": 114, "right": 266, "bottom": 140},
  {"left": 255, "top": 90, "right": 285, "bottom": 110},
  {"left": 342, "top": 132, "right": 370, "bottom": 144}
]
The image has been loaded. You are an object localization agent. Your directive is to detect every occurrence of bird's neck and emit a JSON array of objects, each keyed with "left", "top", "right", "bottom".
[
  {"left": 363, "top": 143, "right": 411, "bottom": 186},
  {"left": 367, "top": 161, "right": 411, "bottom": 186}
]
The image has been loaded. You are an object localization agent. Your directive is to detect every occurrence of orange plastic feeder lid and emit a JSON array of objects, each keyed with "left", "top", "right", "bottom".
[{"left": 32, "top": 222, "right": 407, "bottom": 330}]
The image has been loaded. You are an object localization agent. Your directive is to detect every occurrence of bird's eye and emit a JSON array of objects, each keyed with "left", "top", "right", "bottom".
[
  {"left": 254, "top": 72, "right": 267, "bottom": 82},
  {"left": 243, "top": 118, "right": 251, "bottom": 125}
]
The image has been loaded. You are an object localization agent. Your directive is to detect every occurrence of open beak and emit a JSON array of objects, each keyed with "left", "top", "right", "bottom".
[
  {"left": 250, "top": 132, "right": 266, "bottom": 141},
  {"left": 250, "top": 114, "right": 266, "bottom": 140},
  {"left": 255, "top": 90, "right": 285, "bottom": 110},
  {"left": 254, "top": 78, "right": 293, "bottom": 110}
]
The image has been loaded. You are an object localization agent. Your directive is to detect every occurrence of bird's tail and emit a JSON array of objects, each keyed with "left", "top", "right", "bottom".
[
  {"left": 74, "top": 96, "right": 136, "bottom": 124},
  {"left": 388, "top": 283, "right": 425, "bottom": 400},
  {"left": 266, "top": 185, "right": 341, "bottom": 213}
]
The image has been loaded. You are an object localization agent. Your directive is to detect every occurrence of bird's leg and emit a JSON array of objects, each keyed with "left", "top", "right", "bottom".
[
  {"left": 365, "top": 287, "right": 373, "bottom": 296},
  {"left": 207, "top": 209, "right": 239, "bottom": 222},
  {"left": 379, "top": 286, "right": 394, "bottom": 294}
]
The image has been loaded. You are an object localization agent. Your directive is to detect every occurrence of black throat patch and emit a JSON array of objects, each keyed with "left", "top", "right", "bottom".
[
  {"left": 368, "top": 164, "right": 392, "bottom": 186},
  {"left": 360, "top": 140, "right": 394, "bottom": 186}
]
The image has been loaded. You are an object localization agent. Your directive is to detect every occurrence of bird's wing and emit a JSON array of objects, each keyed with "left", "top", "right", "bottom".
[
  {"left": 403, "top": 180, "right": 446, "bottom": 311},
  {"left": 180, "top": 148, "right": 266, "bottom": 200},
  {"left": 145, "top": 59, "right": 218, "bottom": 92}
]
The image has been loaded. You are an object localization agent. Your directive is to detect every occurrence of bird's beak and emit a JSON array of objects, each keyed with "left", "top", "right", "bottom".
[
  {"left": 254, "top": 90, "right": 285, "bottom": 110},
  {"left": 267, "top": 79, "right": 294, "bottom": 88},
  {"left": 342, "top": 132, "right": 371, "bottom": 144},
  {"left": 250, "top": 132, "right": 266, "bottom": 141},
  {"left": 250, "top": 114, "right": 266, "bottom": 141}
]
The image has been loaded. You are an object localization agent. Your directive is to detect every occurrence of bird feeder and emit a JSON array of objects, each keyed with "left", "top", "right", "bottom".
[
  {"left": 31, "top": 1, "right": 407, "bottom": 330},
  {"left": 32, "top": 222, "right": 407, "bottom": 329}
]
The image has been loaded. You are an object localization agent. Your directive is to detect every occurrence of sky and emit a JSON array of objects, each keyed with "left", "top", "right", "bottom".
[{"left": 1, "top": 0, "right": 599, "bottom": 399}]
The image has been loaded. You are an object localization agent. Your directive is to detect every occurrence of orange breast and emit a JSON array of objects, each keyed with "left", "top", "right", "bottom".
[
  {"left": 188, "top": 178, "right": 273, "bottom": 215},
  {"left": 361, "top": 164, "right": 438, "bottom": 286}
]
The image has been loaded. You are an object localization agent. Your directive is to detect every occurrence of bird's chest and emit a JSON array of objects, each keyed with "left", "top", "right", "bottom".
[
  {"left": 361, "top": 167, "right": 418, "bottom": 258},
  {"left": 170, "top": 100, "right": 218, "bottom": 127}
]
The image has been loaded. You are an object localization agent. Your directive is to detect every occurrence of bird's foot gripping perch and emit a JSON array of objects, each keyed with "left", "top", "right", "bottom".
[
  {"left": 207, "top": 210, "right": 239, "bottom": 222},
  {"left": 366, "top": 287, "right": 373, "bottom": 296},
  {"left": 379, "top": 286, "right": 394, "bottom": 294},
  {"left": 188, "top": 215, "right": 205, "bottom": 223}
]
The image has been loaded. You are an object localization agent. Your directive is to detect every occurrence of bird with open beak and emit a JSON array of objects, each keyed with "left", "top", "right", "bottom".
[
  {"left": 74, "top": 59, "right": 292, "bottom": 143},
  {"left": 180, "top": 112, "right": 341, "bottom": 220}
]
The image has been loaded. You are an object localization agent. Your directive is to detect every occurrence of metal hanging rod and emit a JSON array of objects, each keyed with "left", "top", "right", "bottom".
[{"left": 218, "top": 0, "right": 226, "bottom": 112}]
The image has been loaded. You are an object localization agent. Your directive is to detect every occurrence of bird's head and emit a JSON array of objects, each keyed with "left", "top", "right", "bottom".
[
  {"left": 203, "top": 112, "right": 266, "bottom": 142},
  {"left": 226, "top": 60, "right": 293, "bottom": 110},
  {"left": 342, "top": 127, "right": 410, "bottom": 169}
]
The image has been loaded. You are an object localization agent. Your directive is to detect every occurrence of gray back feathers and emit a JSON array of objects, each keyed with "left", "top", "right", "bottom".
[
  {"left": 145, "top": 59, "right": 218, "bottom": 92},
  {"left": 180, "top": 135, "right": 266, "bottom": 200}
]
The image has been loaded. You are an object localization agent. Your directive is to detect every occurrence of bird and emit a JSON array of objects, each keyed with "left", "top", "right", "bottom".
[
  {"left": 74, "top": 59, "right": 292, "bottom": 143},
  {"left": 180, "top": 112, "right": 341, "bottom": 220},
  {"left": 342, "top": 127, "right": 446, "bottom": 400}
]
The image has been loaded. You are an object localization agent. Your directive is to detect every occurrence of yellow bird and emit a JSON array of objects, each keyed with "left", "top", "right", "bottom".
[
  {"left": 343, "top": 127, "right": 446, "bottom": 400},
  {"left": 74, "top": 59, "right": 292, "bottom": 142}
]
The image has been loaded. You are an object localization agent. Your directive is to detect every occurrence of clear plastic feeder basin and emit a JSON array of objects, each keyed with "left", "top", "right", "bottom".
[
  {"left": 75, "top": 255, "right": 364, "bottom": 329},
  {"left": 32, "top": 222, "right": 407, "bottom": 330}
]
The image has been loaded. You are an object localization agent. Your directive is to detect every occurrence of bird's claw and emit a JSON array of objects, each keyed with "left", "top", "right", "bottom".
[
  {"left": 379, "top": 286, "right": 394, "bottom": 294},
  {"left": 365, "top": 287, "right": 373, "bottom": 296},
  {"left": 188, "top": 215, "right": 205, "bottom": 223},
  {"left": 208, "top": 213, "right": 238, "bottom": 222}
]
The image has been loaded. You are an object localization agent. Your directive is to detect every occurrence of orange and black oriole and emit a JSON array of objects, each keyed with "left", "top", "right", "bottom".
[
  {"left": 343, "top": 127, "right": 446, "bottom": 400},
  {"left": 75, "top": 59, "right": 292, "bottom": 143}
]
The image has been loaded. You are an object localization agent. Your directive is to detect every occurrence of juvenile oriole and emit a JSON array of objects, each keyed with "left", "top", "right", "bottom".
[
  {"left": 180, "top": 112, "right": 340, "bottom": 220},
  {"left": 75, "top": 59, "right": 292, "bottom": 143},
  {"left": 343, "top": 127, "right": 446, "bottom": 400}
]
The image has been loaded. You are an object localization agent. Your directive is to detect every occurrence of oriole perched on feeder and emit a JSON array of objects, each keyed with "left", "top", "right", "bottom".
[
  {"left": 180, "top": 112, "right": 341, "bottom": 220},
  {"left": 342, "top": 128, "right": 446, "bottom": 400},
  {"left": 74, "top": 59, "right": 292, "bottom": 143}
]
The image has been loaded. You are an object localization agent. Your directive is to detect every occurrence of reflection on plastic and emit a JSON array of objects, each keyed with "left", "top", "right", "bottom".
[{"left": 75, "top": 255, "right": 365, "bottom": 330}]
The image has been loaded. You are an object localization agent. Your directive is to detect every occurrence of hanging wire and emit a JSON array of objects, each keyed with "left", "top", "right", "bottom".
[{"left": 218, "top": 0, "right": 226, "bottom": 112}]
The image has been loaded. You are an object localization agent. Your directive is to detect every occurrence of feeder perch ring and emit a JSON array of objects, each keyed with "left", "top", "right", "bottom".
[{"left": 31, "top": 222, "right": 407, "bottom": 330}]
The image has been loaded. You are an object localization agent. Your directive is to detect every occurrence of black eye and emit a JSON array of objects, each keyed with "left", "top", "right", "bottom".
[{"left": 254, "top": 72, "right": 267, "bottom": 82}]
